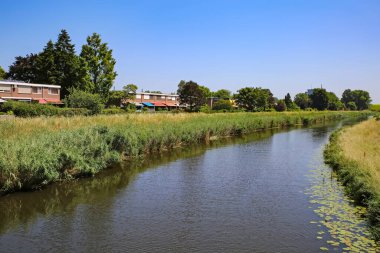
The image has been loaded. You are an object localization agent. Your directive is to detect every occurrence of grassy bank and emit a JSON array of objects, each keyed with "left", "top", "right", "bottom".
[
  {"left": 0, "top": 111, "right": 369, "bottom": 195},
  {"left": 324, "top": 118, "right": 380, "bottom": 240}
]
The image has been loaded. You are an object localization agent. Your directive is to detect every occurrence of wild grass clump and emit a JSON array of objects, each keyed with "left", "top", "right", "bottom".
[
  {"left": 370, "top": 104, "right": 380, "bottom": 112},
  {"left": 324, "top": 119, "right": 380, "bottom": 240},
  {"left": 0, "top": 111, "right": 370, "bottom": 195}
]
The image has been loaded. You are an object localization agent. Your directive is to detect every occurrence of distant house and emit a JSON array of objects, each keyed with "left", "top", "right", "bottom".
[
  {"left": 126, "top": 91, "right": 181, "bottom": 111},
  {"left": 0, "top": 80, "right": 62, "bottom": 104}
]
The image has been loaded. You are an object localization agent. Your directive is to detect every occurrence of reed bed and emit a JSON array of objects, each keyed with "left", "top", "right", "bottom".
[
  {"left": 324, "top": 118, "right": 380, "bottom": 240},
  {"left": 0, "top": 111, "right": 368, "bottom": 195}
]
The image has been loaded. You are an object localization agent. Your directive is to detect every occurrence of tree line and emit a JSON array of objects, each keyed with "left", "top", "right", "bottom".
[
  {"left": 176, "top": 80, "right": 372, "bottom": 112},
  {"left": 1, "top": 30, "right": 117, "bottom": 102}
]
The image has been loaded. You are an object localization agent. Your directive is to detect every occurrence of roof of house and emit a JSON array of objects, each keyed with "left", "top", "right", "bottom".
[{"left": 0, "top": 80, "right": 61, "bottom": 89}]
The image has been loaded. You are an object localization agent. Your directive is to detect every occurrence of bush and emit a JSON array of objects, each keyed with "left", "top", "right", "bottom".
[
  {"left": 347, "top": 101, "right": 357, "bottom": 111},
  {"left": 0, "top": 101, "right": 60, "bottom": 117},
  {"left": 212, "top": 100, "right": 233, "bottom": 111},
  {"left": 65, "top": 89, "right": 104, "bottom": 115}
]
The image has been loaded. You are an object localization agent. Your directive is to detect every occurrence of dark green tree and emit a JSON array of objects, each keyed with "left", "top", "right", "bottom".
[
  {"left": 54, "top": 29, "right": 89, "bottom": 98},
  {"left": 80, "top": 33, "right": 117, "bottom": 101},
  {"left": 327, "top": 92, "right": 344, "bottom": 111},
  {"left": 310, "top": 88, "right": 329, "bottom": 110},
  {"left": 36, "top": 40, "right": 56, "bottom": 84},
  {"left": 284, "top": 93, "right": 293, "bottom": 109},
  {"left": 347, "top": 101, "right": 357, "bottom": 110},
  {"left": 0, "top": 66, "right": 6, "bottom": 79},
  {"left": 199, "top": 85, "right": 212, "bottom": 98},
  {"left": 177, "top": 80, "right": 206, "bottom": 111},
  {"left": 294, "top": 93, "right": 310, "bottom": 109},
  {"left": 341, "top": 89, "right": 371, "bottom": 110},
  {"left": 213, "top": 89, "right": 231, "bottom": 99},
  {"left": 6, "top": 54, "right": 39, "bottom": 82},
  {"left": 235, "top": 87, "right": 273, "bottom": 111}
]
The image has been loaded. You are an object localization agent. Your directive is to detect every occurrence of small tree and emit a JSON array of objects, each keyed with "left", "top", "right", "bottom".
[
  {"left": 284, "top": 93, "right": 293, "bottom": 109},
  {"left": 294, "top": 93, "right": 310, "bottom": 109},
  {"left": 310, "top": 88, "right": 329, "bottom": 110},
  {"left": 65, "top": 89, "right": 104, "bottom": 115},
  {"left": 213, "top": 89, "right": 231, "bottom": 99}
]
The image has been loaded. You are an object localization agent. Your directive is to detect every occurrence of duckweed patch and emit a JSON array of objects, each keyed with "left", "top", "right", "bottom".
[{"left": 306, "top": 156, "right": 379, "bottom": 252}]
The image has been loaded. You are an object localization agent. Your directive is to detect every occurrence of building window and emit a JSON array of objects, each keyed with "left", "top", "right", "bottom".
[
  {"left": 161, "top": 96, "right": 166, "bottom": 99},
  {"left": 143, "top": 94, "right": 150, "bottom": 99},
  {"left": 32, "top": 87, "right": 42, "bottom": 94},
  {"left": 136, "top": 94, "right": 141, "bottom": 99},
  {"left": 18, "top": 85, "right": 32, "bottom": 94},
  {"left": 171, "top": 97, "right": 176, "bottom": 101},
  {"left": 48, "top": 88, "right": 59, "bottom": 95},
  {"left": 0, "top": 84, "right": 11, "bottom": 93}
]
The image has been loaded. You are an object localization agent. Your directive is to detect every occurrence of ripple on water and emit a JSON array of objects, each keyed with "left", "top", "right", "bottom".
[{"left": 305, "top": 153, "right": 379, "bottom": 252}]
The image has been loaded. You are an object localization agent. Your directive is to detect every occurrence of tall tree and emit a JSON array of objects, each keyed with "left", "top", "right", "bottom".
[
  {"left": 310, "top": 88, "right": 329, "bottom": 110},
  {"left": 327, "top": 91, "right": 344, "bottom": 111},
  {"left": 80, "top": 33, "right": 117, "bottom": 102},
  {"left": 284, "top": 93, "right": 293, "bottom": 109},
  {"left": 6, "top": 54, "right": 39, "bottom": 82},
  {"left": 213, "top": 89, "right": 231, "bottom": 99},
  {"left": 177, "top": 80, "right": 206, "bottom": 111},
  {"left": 0, "top": 66, "right": 6, "bottom": 79},
  {"left": 36, "top": 40, "right": 56, "bottom": 84},
  {"left": 235, "top": 87, "right": 273, "bottom": 111},
  {"left": 294, "top": 93, "right": 310, "bottom": 109},
  {"left": 54, "top": 29, "right": 89, "bottom": 98}
]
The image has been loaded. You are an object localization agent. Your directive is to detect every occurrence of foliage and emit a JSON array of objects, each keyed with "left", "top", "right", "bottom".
[
  {"left": 0, "top": 66, "right": 6, "bottom": 79},
  {"left": 294, "top": 93, "right": 310, "bottom": 109},
  {"left": 213, "top": 89, "right": 231, "bottom": 99},
  {"left": 144, "top": 90, "right": 162, "bottom": 94},
  {"left": 347, "top": 101, "right": 357, "bottom": 111},
  {"left": 284, "top": 93, "right": 293, "bottom": 109},
  {"left": 235, "top": 87, "right": 274, "bottom": 111},
  {"left": 0, "top": 111, "right": 367, "bottom": 195},
  {"left": 275, "top": 99, "right": 287, "bottom": 112},
  {"left": 327, "top": 91, "right": 344, "bottom": 111},
  {"left": 177, "top": 80, "right": 206, "bottom": 111},
  {"left": 341, "top": 89, "right": 371, "bottom": 110},
  {"left": 212, "top": 100, "right": 233, "bottom": 111},
  {"left": 199, "top": 85, "right": 212, "bottom": 98},
  {"left": 324, "top": 120, "right": 380, "bottom": 240},
  {"left": 310, "top": 88, "right": 329, "bottom": 110},
  {"left": 64, "top": 89, "right": 104, "bottom": 115},
  {"left": 80, "top": 33, "right": 117, "bottom": 102},
  {"left": 6, "top": 54, "right": 39, "bottom": 82},
  {"left": 0, "top": 101, "right": 60, "bottom": 117}
]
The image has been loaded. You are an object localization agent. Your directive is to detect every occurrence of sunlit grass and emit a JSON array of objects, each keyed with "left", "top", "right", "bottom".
[{"left": 339, "top": 119, "right": 380, "bottom": 196}]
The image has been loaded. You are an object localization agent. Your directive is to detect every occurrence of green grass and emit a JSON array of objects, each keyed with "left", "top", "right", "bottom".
[
  {"left": 0, "top": 111, "right": 370, "bottom": 195},
  {"left": 370, "top": 104, "right": 380, "bottom": 112},
  {"left": 324, "top": 119, "right": 380, "bottom": 240}
]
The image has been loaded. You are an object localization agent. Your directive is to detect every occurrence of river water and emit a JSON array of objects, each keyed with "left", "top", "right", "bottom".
[{"left": 0, "top": 121, "right": 377, "bottom": 252}]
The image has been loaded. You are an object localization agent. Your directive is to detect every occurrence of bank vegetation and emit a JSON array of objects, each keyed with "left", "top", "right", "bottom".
[
  {"left": 324, "top": 118, "right": 380, "bottom": 240},
  {"left": 0, "top": 111, "right": 369, "bottom": 195}
]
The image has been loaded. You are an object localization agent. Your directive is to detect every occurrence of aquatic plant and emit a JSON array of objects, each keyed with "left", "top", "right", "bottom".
[{"left": 0, "top": 111, "right": 370, "bottom": 195}]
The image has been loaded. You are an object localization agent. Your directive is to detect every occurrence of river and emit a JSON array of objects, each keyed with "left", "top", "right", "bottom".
[{"left": 0, "top": 121, "right": 377, "bottom": 252}]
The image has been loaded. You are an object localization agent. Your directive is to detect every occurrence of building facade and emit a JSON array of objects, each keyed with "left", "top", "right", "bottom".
[
  {"left": 127, "top": 92, "right": 180, "bottom": 110},
  {"left": 0, "top": 81, "right": 61, "bottom": 104}
]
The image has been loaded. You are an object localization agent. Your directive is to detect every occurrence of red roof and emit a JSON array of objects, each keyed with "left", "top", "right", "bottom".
[
  {"left": 38, "top": 99, "right": 48, "bottom": 104},
  {"left": 164, "top": 102, "right": 178, "bottom": 107},
  {"left": 152, "top": 102, "right": 166, "bottom": 107}
]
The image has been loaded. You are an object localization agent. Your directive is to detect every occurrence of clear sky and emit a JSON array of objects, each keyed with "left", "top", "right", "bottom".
[{"left": 1, "top": 0, "right": 379, "bottom": 102}]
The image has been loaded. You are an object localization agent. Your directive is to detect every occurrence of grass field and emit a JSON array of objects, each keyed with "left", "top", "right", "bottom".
[
  {"left": 324, "top": 118, "right": 380, "bottom": 240},
  {"left": 0, "top": 111, "right": 370, "bottom": 195},
  {"left": 370, "top": 104, "right": 380, "bottom": 112}
]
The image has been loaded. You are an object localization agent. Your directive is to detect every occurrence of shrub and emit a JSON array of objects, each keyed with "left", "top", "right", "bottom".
[
  {"left": 212, "top": 100, "right": 233, "bottom": 111},
  {"left": 0, "top": 101, "right": 60, "bottom": 117},
  {"left": 65, "top": 89, "right": 104, "bottom": 115},
  {"left": 347, "top": 101, "right": 357, "bottom": 111}
]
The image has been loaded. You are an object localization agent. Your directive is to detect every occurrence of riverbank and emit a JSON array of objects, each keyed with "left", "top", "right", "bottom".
[
  {"left": 324, "top": 118, "right": 380, "bottom": 240},
  {"left": 0, "top": 111, "right": 370, "bottom": 195}
]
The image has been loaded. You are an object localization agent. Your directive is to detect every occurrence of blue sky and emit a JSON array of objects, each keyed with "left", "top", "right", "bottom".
[{"left": 1, "top": 0, "right": 379, "bottom": 102}]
